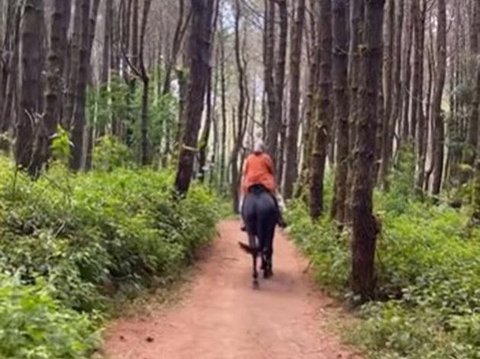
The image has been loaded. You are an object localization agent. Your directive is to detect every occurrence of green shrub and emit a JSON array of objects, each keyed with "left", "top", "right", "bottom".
[
  {"left": 0, "top": 156, "right": 220, "bottom": 356},
  {"left": 287, "top": 149, "right": 480, "bottom": 357},
  {"left": 0, "top": 275, "right": 99, "bottom": 359}
]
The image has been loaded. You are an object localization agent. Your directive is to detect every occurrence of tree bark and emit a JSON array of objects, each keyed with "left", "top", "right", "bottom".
[
  {"left": 283, "top": 0, "right": 306, "bottom": 199},
  {"left": 413, "top": 0, "right": 427, "bottom": 195},
  {"left": 431, "top": 0, "right": 447, "bottom": 196},
  {"left": 30, "top": 0, "right": 71, "bottom": 173},
  {"left": 265, "top": 0, "right": 277, "bottom": 156},
  {"left": 463, "top": 0, "right": 480, "bottom": 180},
  {"left": 0, "top": 2, "right": 22, "bottom": 147},
  {"left": 16, "top": 0, "right": 44, "bottom": 174},
  {"left": 274, "top": 0, "right": 288, "bottom": 181},
  {"left": 174, "top": 0, "right": 215, "bottom": 195},
  {"left": 345, "top": 0, "right": 364, "bottom": 223},
  {"left": 69, "top": 0, "right": 99, "bottom": 171},
  {"left": 351, "top": 0, "right": 385, "bottom": 301},
  {"left": 309, "top": 0, "right": 332, "bottom": 219},
  {"left": 380, "top": 0, "right": 403, "bottom": 189},
  {"left": 331, "top": 0, "right": 349, "bottom": 223}
]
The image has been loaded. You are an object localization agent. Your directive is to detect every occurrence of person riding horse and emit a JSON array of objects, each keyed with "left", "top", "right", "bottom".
[
  {"left": 238, "top": 139, "right": 286, "bottom": 286},
  {"left": 239, "top": 140, "right": 286, "bottom": 231}
]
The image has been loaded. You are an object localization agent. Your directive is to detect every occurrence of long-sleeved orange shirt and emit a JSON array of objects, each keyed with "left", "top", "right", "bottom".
[{"left": 241, "top": 152, "right": 276, "bottom": 195}]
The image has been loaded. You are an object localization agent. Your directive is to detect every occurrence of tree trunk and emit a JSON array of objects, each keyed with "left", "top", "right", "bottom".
[
  {"left": 16, "top": 0, "right": 44, "bottom": 174},
  {"left": 309, "top": 0, "right": 332, "bottom": 219},
  {"left": 198, "top": 0, "right": 219, "bottom": 182},
  {"left": 379, "top": 0, "right": 401, "bottom": 188},
  {"left": 331, "top": 0, "right": 349, "bottom": 223},
  {"left": 31, "top": 0, "right": 71, "bottom": 173},
  {"left": 431, "top": 0, "right": 447, "bottom": 196},
  {"left": 283, "top": 0, "right": 306, "bottom": 199},
  {"left": 69, "top": 0, "right": 99, "bottom": 171},
  {"left": 274, "top": 0, "right": 288, "bottom": 181},
  {"left": 463, "top": 0, "right": 480, "bottom": 180},
  {"left": 351, "top": 0, "right": 385, "bottom": 301},
  {"left": 401, "top": 0, "right": 413, "bottom": 142},
  {"left": 265, "top": 0, "right": 277, "bottom": 156},
  {"left": 174, "top": 0, "right": 215, "bottom": 195},
  {"left": 413, "top": 0, "right": 427, "bottom": 195},
  {"left": 345, "top": 0, "right": 364, "bottom": 223},
  {"left": 0, "top": 3, "right": 22, "bottom": 148}
]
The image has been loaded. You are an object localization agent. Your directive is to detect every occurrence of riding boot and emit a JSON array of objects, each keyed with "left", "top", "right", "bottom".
[{"left": 271, "top": 193, "right": 287, "bottom": 228}]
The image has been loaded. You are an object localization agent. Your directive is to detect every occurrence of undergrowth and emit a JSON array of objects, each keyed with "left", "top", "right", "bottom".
[
  {"left": 287, "top": 148, "right": 480, "bottom": 358},
  {"left": 0, "top": 146, "right": 220, "bottom": 358}
]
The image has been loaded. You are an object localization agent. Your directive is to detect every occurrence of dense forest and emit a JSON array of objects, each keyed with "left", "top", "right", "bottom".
[{"left": 1, "top": 0, "right": 480, "bottom": 357}]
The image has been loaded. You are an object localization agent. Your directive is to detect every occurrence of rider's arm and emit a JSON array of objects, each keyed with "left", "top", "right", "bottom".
[
  {"left": 240, "top": 157, "right": 249, "bottom": 195},
  {"left": 265, "top": 154, "right": 275, "bottom": 176}
]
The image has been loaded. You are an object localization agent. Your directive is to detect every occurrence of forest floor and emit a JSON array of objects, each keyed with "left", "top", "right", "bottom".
[{"left": 101, "top": 220, "right": 363, "bottom": 359}]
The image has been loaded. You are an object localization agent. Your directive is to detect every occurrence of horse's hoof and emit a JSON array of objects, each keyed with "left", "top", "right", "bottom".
[
  {"left": 252, "top": 279, "right": 259, "bottom": 289},
  {"left": 264, "top": 267, "right": 273, "bottom": 279}
]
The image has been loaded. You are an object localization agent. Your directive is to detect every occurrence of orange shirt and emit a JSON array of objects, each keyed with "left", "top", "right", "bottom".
[{"left": 241, "top": 152, "right": 276, "bottom": 195}]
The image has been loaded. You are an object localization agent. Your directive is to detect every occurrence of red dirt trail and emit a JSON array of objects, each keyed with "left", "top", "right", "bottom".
[{"left": 102, "top": 220, "right": 363, "bottom": 359}]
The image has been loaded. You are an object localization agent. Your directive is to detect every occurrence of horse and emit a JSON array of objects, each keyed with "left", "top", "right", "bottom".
[{"left": 239, "top": 184, "right": 278, "bottom": 288}]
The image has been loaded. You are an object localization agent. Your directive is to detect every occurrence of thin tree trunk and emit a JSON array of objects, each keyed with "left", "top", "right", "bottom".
[
  {"left": 70, "top": 0, "right": 99, "bottom": 171},
  {"left": 0, "top": 3, "right": 22, "bottom": 148},
  {"left": 309, "top": 0, "right": 332, "bottom": 219},
  {"left": 174, "top": 0, "right": 215, "bottom": 195},
  {"left": 283, "top": 0, "right": 306, "bottom": 199},
  {"left": 16, "top": 0, "right": 44, "bottom": 174},
  {"left": 198, "top": 0, "right": 219, "bottom": 182},
  {"left": 414, "top": 0, "right": 427, "bottom": 195},
  {"left": 265, "top": 0, "right": 277, "bottom": 156},
  {"left": 345, "top": 0, "right": 364, "bottom": 223},
  {"left": 31, "top": 0, "right": 71, "bottom": 173},
  {"left": 463, "top": 0, "right": 480, "bottom": 180},
  {"left": 274, "top": 0, "right": 288, "bottom": 181},
  {"left": 431, "top": 0, "right": 447, "bottom": 196},
  {"left": 331, "top": 0, "right": 349, "bottom": 223}
]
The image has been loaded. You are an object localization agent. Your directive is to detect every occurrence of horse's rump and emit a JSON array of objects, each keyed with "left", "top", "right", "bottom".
[{"left": 241, "top": 185, "right": 278, "bottom": 285}]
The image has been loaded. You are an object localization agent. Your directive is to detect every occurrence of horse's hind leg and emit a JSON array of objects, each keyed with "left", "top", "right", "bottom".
[{"left": 252, "top": 253, "right": 259, "bottom": 288}]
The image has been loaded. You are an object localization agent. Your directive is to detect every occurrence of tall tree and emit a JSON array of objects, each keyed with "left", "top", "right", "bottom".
[
  {"left": 413, "top": 0, "right": 427, "bottom": 194},
  {"left": 351, "top": 0, "right": 385, "bottom": 300},
  {"left": 31, "top": 0, "right": 72, "bottom": 173},
  {"left": 431, "top": 0, "right": 447, "bottom": 195},
  {"left": 331, "top": 0, "right": 349, "bottom": 223},
  {"left": 283, "top": 0, "right": 306, "bottom": 199},
  {"left": 309, "top": 0, "right": 332, "bottom": 219},
  {"left": 379, "top": 0, "right": 404, "bottom": 188},
  {"left": 16, "top": 0, "right": 44, "bottom": 174},
  {"left": 264, "top": 0, "right": 277, "bottom": 157},
  {"left": 174, "top": 0, "right": 215, "bottom": 195},
  {"left": 274, "top": 0, "right": 288, "bottom": 180},
  {"left": 345, "top": 0, "right": 364, "bottom": 222},
  {"left": 69, "top": 0, "right": 99, "bottom": 171},
  {"left": 463, "top": 0, "right": 480, "bottom": 180}
]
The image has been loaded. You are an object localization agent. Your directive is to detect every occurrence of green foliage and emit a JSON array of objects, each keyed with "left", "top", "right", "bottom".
[
  {"left": 93, "top": 136, "right": 134, "bottom": 171},
  {"left": 287, "top": 149, "right": 480, "bottom": 358},
  {"left": 50, "top": 126, "right": 71, "bottom": 166},
  {"left": 0, "top": 275, "right": 99, "bottom": 359},
  {"left": 87, "top": 75, "right": 178, "bottom": 165},
  {"left": 0, "top": 156, "right": 220, "bottom": 356}
]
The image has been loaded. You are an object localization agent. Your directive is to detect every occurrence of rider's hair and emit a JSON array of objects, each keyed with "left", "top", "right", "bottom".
[{"left": 253, "top": 139, "right": 265, "bottom": 153}]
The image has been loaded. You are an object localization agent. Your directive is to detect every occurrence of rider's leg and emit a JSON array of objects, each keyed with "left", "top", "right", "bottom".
[
  {"left": 271, "top": 191, "right": 287, "bottom": 228},
  {"left": 239, "top": 195, "right": 247, "bottom": 231}
]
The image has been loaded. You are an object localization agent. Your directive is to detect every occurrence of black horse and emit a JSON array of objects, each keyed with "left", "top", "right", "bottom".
[{"left": 239, "top": 184, "right": 278, "bottom": 288}]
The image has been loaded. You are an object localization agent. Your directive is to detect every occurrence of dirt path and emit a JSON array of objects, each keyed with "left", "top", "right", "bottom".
[{"left": 102, "top": 220, "right": 362, "bottom": 359}]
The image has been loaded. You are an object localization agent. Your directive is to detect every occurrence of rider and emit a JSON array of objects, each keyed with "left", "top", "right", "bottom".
[{"left": 239, "top": 139, "right": 287, "bottom": 231}]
